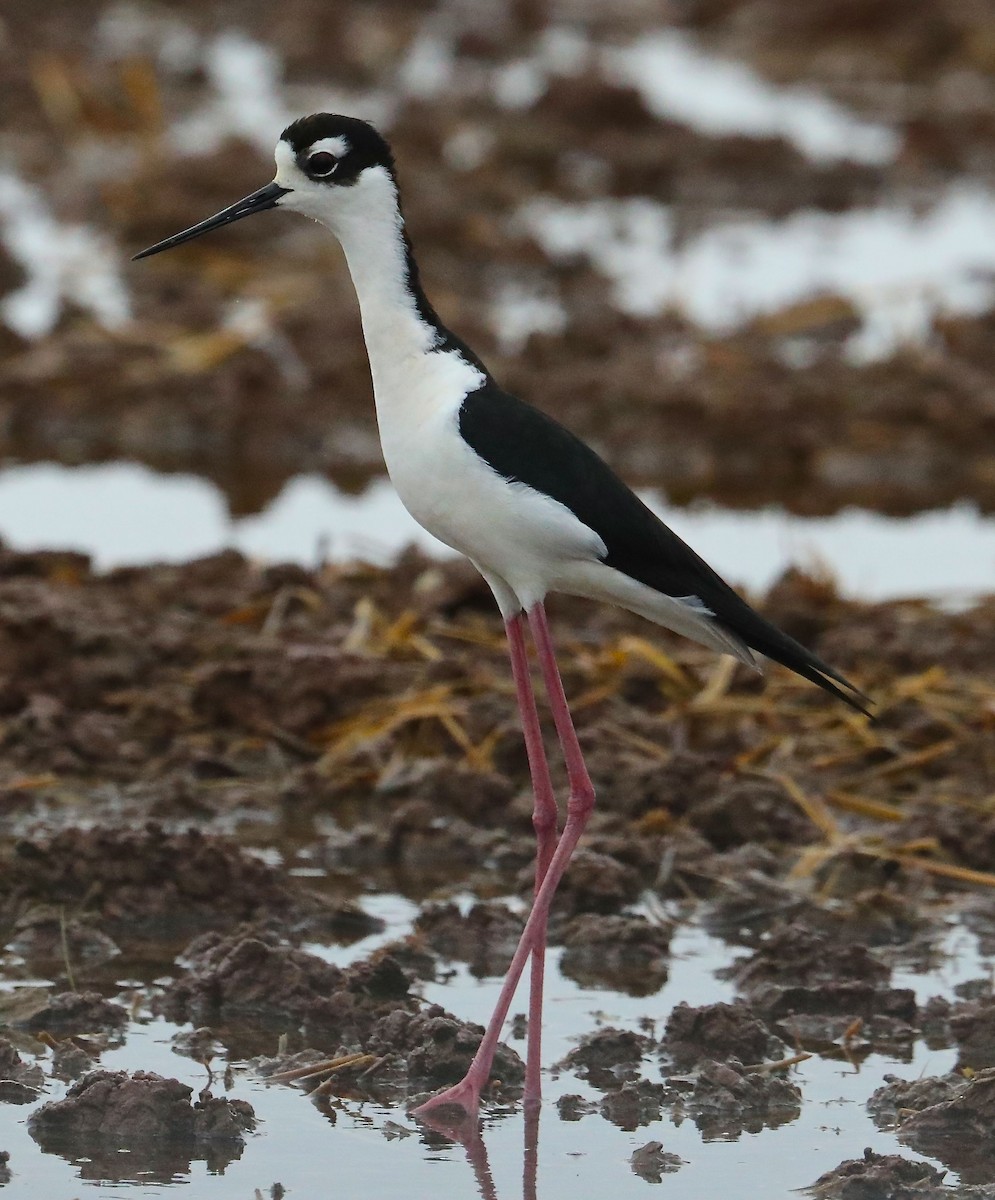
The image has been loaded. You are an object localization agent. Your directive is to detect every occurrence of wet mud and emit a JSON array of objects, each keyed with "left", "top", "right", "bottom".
[
  {"left": 28, "top": 1070, "right": 255, "bottom": 1181},
  {"left": 2, "top": 0, "right": 995, "bottom": 1195},
  {"left": 807, "top": 1148, "right": 947, "bottom": 1200},
  {"left": 872, "top": 1069, "right": 995, "bottom": 1186},
  {"left": 0, "top": 543, "right": 992, "bottom": 1192}
]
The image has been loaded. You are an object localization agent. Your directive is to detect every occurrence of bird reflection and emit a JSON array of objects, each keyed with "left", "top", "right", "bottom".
[{"left": 416, "top": 1101, "right": 541, "bottom": 1200}]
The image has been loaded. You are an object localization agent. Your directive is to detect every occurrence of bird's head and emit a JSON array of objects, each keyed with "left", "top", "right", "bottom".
[{"left": 133, "top": 113, "right": 397, "bottom": 260}]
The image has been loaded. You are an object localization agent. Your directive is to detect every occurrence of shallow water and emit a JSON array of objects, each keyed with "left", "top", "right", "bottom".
[
  {"left": 1, "top": 8, "right": 992, "bottom": 1196},
  {"left": 1, "top": 462, "right": 992, "bottom": 602},
  {"left": 604, "top": 30, "right": 899, "bottom": 165},
  {"left": 0, "top": 903, "right": 976, "bottom": 1199},
  {"left": 517, "top": 184, "right": 995, "bottom": 362}
]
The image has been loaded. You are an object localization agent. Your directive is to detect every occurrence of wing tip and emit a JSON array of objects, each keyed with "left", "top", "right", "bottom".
[{"left": 807, "top": 664, "right": 875, "bottom": 719}]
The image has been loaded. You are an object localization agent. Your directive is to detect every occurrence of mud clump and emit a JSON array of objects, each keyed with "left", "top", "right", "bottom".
[
  {"left": 629, "top": 1140, "right": 683, "bottom": 1182},
  {"left": 0, "top": 1039, "right": 43, "bottom": 1104},
  {"left": 161, "top": 929, "right": 346, "bottom": 1025},
  {"left": 699, "top": 862, "right": 811, "bottom": 938},
  {"left": 160, "top": 930, "right": 413, "bottom": 1048},
  {"left": 559, "top": 913, "right": 671, "bottom": 995},
  {"left": 761, "top": 987, "right": 918, "bottom": 1056},
  {"left": 17, "top": 991, "right": 128, "bottom": 1036},
  {"left": 948, "top": 998, "right": 995, "bottom": 1071},
  {"left": 661, "top": 1001, "right": 783, "bottom": 1071},
  {"left": 325, "top": 798, "right": 505, "bottom": 881},
  {"left": 50, "top": 1039, "right": 99, "bottom": 1082},
  {"left": 29, "top": 1069, "right": 254, "bottom": 1140},
  {"left": 554, "top": 849, "right": 645, "bottom": 917},
  {"left": 758, "top": 984, "right": 917, "bottom": 1042},
  {"left": 369, "top": 1006, "right": 524, "bottom": 1094},
  {"left": 562, "top": 1027, "right": 650, "bottom": 1090},
  {"left": 414, "top": 901, "right": 523, "bottom": 977},
  {"left": 29, "top": 1070, "right": 255, "bottom": 1181},
  {"left": 729, "top": 923, "right": 892, "bottom": 991},
  {"left": 688, "top": 778, "right": 815, "bottom": 850},
  {"left": 867, "top": 1073, "right": 961, "bottom": 1126},
  {"left": 6, "top": 911, "right": 120, "bottom": 967},
  {"left": 2, "top": 826, "right": 374, "bottom": 942},
  {"left": 806, "top": 1147, "right": 946, "bottom": 1199},
  {"left": 600, "top": 1079, "right": 667, "bottom": 1130},
  {"left": 872, "top": 1069, "right": 995, "bottom": 1183},
  {"left": 668, "top": 1058, "right": 802, "bottom": 1139}
]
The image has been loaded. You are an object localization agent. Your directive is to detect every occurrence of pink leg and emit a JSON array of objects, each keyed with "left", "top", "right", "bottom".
[
  {"left": 505, "top": 613, "right": 558, "bottom": 1104},
  {"left": 413, "top": 602, "right": 595, "bottom": 1120}
]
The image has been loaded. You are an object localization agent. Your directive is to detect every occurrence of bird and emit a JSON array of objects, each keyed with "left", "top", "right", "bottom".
[{"left": 135, "top": 112, "right": 871, "bottom": 1121}]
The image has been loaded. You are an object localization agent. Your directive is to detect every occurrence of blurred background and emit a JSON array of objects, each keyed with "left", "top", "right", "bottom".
[{"left": 1, "top": 0, "right": 993, "bottom": 596}]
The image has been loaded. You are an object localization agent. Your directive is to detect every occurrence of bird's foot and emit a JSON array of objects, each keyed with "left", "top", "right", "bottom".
[{"left": 411, "top": 1076, "right": 483, "bottom": 1123}]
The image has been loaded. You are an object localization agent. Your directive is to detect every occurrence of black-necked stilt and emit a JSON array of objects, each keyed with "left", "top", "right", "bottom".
[{"left": 135, "top": 113, "right": 871, "bottom": 1121}]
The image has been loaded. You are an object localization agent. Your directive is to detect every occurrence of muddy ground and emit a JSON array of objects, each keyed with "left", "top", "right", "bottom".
[
  {"left": 2, "top": 0, "right": 995, "bottom": 515},
  {"left": 0, "top": 544, "right": 993, "bottom": 1192},
  {"left": 3, "top": 0, "right": 995, "bottom": 1194}
]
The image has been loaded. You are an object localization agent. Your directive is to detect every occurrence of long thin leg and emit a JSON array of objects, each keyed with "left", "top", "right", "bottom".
[
  {"left": 505, "top": 612, "right": 558, "bottom": 1104},
  {"left": 526, "top": 604, "right": 592, "bottom": 810},
  {"left": 523, "top": 1098, "right": 541, "bottom": 1200},
  {"left": 413, "top": 601, "right": 595, "bottom": 1121}
]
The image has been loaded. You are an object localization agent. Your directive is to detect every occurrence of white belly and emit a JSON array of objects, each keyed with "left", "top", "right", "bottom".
[{"left": 371, "top": 348, "right": 604, "bottom": 609}]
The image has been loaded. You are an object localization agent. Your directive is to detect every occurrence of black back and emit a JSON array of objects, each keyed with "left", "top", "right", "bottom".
[{"left": 459, "top": 385, "right": 870, "bottom": 715}]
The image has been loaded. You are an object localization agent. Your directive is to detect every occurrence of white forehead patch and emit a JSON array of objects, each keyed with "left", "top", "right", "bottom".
[
  {"left": 274, "top": 140, "right": 297, "bottom": 181},
  {"left": 273, "top": 135, "right": 351, "bottom": 185},
  {"left": 309, "top": 135, "right": 350, "bottom": 158}
]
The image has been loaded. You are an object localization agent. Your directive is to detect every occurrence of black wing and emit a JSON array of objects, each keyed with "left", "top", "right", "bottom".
[{"left": 459, "top": 384, "right": 870, "bottom": 716}]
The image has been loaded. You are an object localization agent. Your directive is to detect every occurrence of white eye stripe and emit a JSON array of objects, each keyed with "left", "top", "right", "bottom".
[{"left": 310, "top": 135, "right": 350, "bottom": 157}]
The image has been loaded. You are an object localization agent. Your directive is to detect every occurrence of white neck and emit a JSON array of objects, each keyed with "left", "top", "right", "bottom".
[
  {"left": 322, "top": 167, "right": 438, "bottom": 374},
  {"left": 303, "top": 165, "right": 485, "bottom": 439}
]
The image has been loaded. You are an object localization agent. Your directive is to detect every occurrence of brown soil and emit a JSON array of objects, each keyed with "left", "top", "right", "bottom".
[
  {"left": 0, "top": 1040, "right": 44, "bottom": 1105},
  {"left": 28, "top": 1070, "right": 255, "bottom": 1181},
  {"left": 872, "top": 1069, "right": 995, "bottom": 1185},
  {"left": 2, "top": 1, "right": 995, "bottom": 517},
  {"left": 661, "top": 1000, "right": 783, "bottom": 1070},
  {"left": 0, "top": 545, "right": 993, "bottom": 1135},
  {"left": 1, "top": 825, "right": 379, "bottom": 944},
  {"left": 806, "top": 1147, "right": 947, "bottom": 1200},
  {"left": 3, "top": 0, "right": 995, "bottom": 1154}
]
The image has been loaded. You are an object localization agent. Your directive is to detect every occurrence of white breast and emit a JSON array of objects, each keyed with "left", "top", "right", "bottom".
[
  {"left": 372, "top": 346, "right": 606, "bottom": 610},
  {"left": 323, "top": 167, "right": 605, "bottom": 610}
]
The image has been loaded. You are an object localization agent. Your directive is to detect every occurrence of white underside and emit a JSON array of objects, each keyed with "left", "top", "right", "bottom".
[{"left": 376, "top": 358, "right": 755, "bottom": 667}]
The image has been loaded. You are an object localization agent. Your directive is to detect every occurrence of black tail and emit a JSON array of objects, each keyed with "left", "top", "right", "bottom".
[{"left": 719, "top": 603, "right": 872, "bottom": 718}]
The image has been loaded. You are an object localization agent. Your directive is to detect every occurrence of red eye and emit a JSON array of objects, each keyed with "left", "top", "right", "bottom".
[{"left": 307, "top": 152, "right": 338, "bottom": 177}]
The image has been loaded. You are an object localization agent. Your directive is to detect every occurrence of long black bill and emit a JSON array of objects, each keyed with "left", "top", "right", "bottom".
[{"left": 132, "top": 181, "right": 290, "bottom": 261}]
